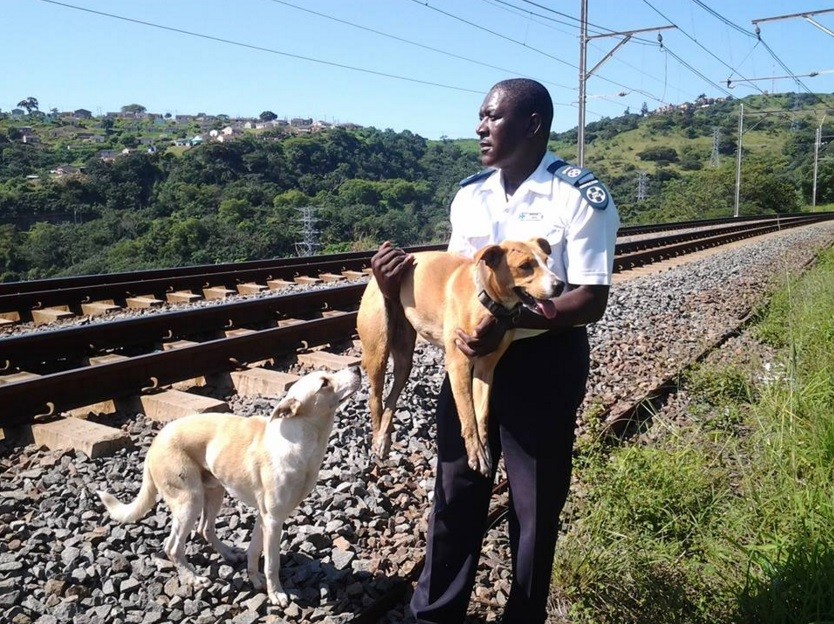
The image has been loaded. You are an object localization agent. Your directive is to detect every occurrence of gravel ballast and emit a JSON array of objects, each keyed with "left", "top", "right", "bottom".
[{"left": 1, "top": 222, "right": 833, "bottom": 624}]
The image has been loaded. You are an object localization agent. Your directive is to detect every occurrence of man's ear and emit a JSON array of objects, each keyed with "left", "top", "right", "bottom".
[
  {"left": 527, "top": 112, "right": 543, "bottom": 138},
  {"left": 475, "top": 244, "right": 505, "bottom": 269},
  {"left": 271, "top": 397, "right": 301, "bottom": 419}
]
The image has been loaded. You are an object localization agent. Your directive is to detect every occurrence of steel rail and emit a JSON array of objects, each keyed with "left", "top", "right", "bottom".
[
  {"left": 0, "top": 314, "right": 357, "bottom": 424},
  {"left": 2, "top": 215, "right": 833, "bottom": 426},
  {"left": 0, "top": 284, "right": 365, "bottom": 368},
  {"left": 3, "top": 215, "right": 825, "bottom": 301}
]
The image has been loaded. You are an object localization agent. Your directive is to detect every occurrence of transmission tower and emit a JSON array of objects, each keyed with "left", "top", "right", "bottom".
[
  {"left": 636, "top": 171, "right": 648, "bottom": 202},
  {"left": 294, "top": 206, "right": 321, "bottom": 256},
  {"left": 790, "top": 97, "right": 801, "bottom": 133},
  {"left": 710, "top": 127, "right": 721, "bottom": 168}
]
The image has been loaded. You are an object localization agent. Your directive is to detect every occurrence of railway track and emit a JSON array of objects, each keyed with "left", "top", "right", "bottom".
[
  {"left": 1, "top": 213, "right": 833, "bottom": 425},
  {"left": 3, "top": 215, "right": 834, "bottom": 624}
]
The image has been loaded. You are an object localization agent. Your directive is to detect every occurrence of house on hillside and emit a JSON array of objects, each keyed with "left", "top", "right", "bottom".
[
  {"left": 97, "top": 150, "right": 118, "bottom": 162},
  {"left": 50, "top": 165, "right": 82, "bottom": 178},
  {"left": 73, "top": 109, "right": 93, "bottom": 120},
  {"left": 11, "top": 109, "right": 25, "bottom": 119}
]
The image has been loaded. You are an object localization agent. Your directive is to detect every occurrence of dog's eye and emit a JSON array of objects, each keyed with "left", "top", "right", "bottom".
[
  {"left": 519, "top": 261, "right": 534, "bottom": 272},
  {"left": 320, "top": 377, "right": 331, "bottom": 389}
]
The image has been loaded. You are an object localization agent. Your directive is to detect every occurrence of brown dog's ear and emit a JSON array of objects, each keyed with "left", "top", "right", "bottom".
[
  {"left": 531, "top": 237, "right": 551, "bottom": 256},
  {"left": 475, "top": 244, "right": 505, "bottom": 269},
  {"left": 271, "top": 397, "right": 301, "bottom": 419}
]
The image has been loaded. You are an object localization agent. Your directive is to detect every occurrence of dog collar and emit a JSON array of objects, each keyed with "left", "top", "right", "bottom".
[
  {"left": 474, "top": 269, "right": 521, "bottom": 325},
  {"left": 477, "top": 289, "right": 521, "bottom": 325}
]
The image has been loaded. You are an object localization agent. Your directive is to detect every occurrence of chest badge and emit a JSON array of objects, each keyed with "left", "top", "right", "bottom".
[{"left": 517, "top": 211, "right": 543, "bottom": 222}]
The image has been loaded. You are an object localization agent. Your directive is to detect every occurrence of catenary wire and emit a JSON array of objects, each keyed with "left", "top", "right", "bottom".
[
  {"left": 264, "top": 0, "right": 575, "bottom": 91},
  {"left": 409, "top": 0, "right": 670, "bottom": 106},
  {"left": 35, "top": 0, "right": 486, "bottom": 96},
  {"left": 641, "top": 0, "right": 768, "bottom": 97}
]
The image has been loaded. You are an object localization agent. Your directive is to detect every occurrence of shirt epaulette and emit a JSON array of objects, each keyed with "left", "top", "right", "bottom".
[
  {"left": 547, "top": 160, "right": 610, "bottom": 210},
  {"left": 459, "top": 168, "right": 495, "bottom": 187}
]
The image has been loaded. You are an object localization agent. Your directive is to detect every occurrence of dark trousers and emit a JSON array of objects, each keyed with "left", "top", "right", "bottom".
[{"left": 410, "top": 327, "right": 590, "bottom": 624}]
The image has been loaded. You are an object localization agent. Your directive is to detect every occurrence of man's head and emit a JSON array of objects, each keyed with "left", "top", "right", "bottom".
[{"left": 476, "top": 78, "right": 553, "bottom": 172}]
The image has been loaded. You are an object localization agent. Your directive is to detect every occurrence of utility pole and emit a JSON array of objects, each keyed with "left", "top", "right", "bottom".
[
  {"left": 577, "top": 0, "right": 674, "bottom": 167},
  {"left": 734, "top": 103, "right": 743, "bottom": 218},
  {"left": 813, "top": 114, "right": 827, "bottom": 210}
]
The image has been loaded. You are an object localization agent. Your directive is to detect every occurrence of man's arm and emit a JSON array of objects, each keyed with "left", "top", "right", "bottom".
[{"left": 454, "top": 284, "right": 609, "bottom": 358}]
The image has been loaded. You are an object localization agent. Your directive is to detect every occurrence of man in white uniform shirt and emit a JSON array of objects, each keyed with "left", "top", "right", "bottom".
[{"left": 371, "top": 78, "right": 618, "bottom": 624}]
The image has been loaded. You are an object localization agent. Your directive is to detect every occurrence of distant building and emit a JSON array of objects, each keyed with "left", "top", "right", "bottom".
[{"left": 73, "top": 109, "right": 93, "bottom": 120}]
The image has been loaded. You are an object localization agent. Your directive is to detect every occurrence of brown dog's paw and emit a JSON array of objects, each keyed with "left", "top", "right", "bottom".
[
  {"left": 371, "top": 433, "right": 392, "bottom": 459},
  {"left": 466, "top": 440, "right": 492, "bottom": 478}
]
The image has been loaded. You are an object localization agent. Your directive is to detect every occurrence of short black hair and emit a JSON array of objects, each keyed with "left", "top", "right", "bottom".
[{"left": 490, "top": 78, "right": 554, "bottom": 133}]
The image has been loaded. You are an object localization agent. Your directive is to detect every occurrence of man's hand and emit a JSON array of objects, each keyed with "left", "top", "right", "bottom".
[
  {"left": 370, "top": 241, "right": 414, "bottom": 300},
  {"left": 454, "top": 315, "right": 508, "bottom": 358}
]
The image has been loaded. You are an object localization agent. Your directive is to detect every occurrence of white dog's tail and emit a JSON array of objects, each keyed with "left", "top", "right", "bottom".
[{"left": 97, "top": 462, "right": 158, "bottom": 523}]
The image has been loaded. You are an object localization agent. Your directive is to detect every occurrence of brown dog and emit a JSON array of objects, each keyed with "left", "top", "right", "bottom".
[{"left": 357, "top": 238, "right": 563, "bottom": 476}]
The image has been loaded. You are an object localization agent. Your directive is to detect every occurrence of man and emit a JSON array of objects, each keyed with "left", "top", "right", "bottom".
[{"left": 371, "top": 78, "right": 619, "bottom": 624}]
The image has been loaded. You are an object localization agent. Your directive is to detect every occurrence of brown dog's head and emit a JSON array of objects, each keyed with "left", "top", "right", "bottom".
[{"left": 475, "top": 238, "right": 563, "bottom": 318}]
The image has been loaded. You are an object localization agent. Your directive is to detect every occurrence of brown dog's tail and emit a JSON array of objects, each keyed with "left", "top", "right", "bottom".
[{"left": 97, "top": 462, "right": 157, "bottom": 523}]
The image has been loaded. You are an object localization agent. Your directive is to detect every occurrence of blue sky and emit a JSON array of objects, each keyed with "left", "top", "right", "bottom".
[{"left": 5, "top": 0, "right": 834, "bottom": 139}]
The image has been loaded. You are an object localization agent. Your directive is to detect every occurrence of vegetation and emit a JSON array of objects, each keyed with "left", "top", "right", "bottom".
[
  {"left": 552, "top": 248, "right": 834, "bottom": 623},
  {"left": 0, "top": 92, "right": 832, "bottom": 280}
]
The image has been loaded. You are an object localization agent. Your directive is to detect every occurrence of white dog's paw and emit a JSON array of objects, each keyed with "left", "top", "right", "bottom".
[
  {"left": 268, "top": 587, "right": 290, "bottom": 607},
  {"left": 180, "top": 570, "right": 211, "bottom": 589},
  {"left": 249, "top": 570, "right": 266, "bottom": 590}
]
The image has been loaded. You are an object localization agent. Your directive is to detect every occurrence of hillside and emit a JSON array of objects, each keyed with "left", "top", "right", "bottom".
[{"left": 1, "top": 93, "right": 833, "bottom": 280}]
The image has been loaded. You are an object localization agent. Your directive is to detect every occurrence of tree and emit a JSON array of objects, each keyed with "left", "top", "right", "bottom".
[
  {"left": 120, "top": 104, "right": 147, "bottom": 115},
  {"left": 260, "top": 111, "right": 278, "bottom": 122},
  {"left": 17, "top": 97, "right": 39, "bottom": 114},
  {"left": 640, "top": 101, "right": 649, "bottom": 117}
]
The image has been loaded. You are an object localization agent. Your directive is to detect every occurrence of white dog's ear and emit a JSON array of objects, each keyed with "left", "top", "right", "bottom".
[
  {"left": 271, "top": 397, "right": 301, "bottom": 419},
  {"left": 475, "top": 244, "right": 505, "bottom": 268}
]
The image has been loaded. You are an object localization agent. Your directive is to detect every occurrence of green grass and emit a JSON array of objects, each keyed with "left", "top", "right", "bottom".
[{"left": 553, "top": 247, "right": 834, "bottom": 624}]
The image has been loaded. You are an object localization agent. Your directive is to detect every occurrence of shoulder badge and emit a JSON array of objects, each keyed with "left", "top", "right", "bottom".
[
  {"left": 547, "top": 160, "right": 609, "bottom": 210},
  {"left": 459, "top": 168, "right": 495, "bottom": 187}
]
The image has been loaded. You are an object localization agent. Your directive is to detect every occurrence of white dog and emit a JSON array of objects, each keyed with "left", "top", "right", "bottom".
[{"left": 97, "top": 366, "right": 361, "bottom": 606}]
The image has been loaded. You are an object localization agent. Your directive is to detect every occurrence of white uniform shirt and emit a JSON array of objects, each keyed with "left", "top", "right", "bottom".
[{"left": 448, "top": 152, "right": 619, "bottom": 286}]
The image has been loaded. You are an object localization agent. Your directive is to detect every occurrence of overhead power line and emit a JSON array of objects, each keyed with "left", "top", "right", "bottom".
[
  {"left": 35, "top": 0, "right": 486, "bottom": 95},
  {"left": 410, "top": 0, "right": 670, "bottom": 106},
  {"left": 691, "top": 0, "right": 756, "bottom": 39},
  {"left": 660, "top": 43, "right": 733, "bottom": 98},
  {"left": 265, "top": 0, "right": 575, "bottom": 91},
  {"left": 641, "top": 0, "right": 769, "bottom": 97}
]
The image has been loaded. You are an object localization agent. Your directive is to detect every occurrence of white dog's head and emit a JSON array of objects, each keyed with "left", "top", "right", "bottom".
[{"left": 270, "top": 366, "right": 362, "bottom": 420}]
